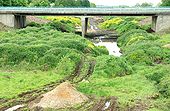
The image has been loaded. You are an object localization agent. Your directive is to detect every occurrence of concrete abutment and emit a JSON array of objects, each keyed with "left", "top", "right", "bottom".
[{"left": 0, "top": 14, "right": 26, "bottom": 28}]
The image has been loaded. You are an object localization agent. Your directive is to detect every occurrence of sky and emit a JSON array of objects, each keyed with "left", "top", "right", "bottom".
[{"left": 89, "top": 0, "right": 162, "bottom": 6}]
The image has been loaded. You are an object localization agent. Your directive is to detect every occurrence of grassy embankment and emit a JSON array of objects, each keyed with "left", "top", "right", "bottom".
[
  {"left": 77, "top": 17, "right": 170, "bottom": 110},
  {"left": 0, "top": 16, "right": 169, "bottom": 110},
  {"left": 0, "top": 17, "right": 108, "bottom": 109}
]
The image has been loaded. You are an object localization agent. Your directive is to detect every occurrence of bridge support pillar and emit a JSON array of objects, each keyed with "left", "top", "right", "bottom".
[
  {"left": 0, "top": 14, "right": 26, "bottom": 28},
  {"left": 81, "top": 17, "right": 88, "bottom": 37},
  {"left": 152, "top": 16, "right": 158, "bottom": 32}
]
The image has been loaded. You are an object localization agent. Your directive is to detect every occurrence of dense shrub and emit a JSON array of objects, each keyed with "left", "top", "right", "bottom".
[
  {"left": 158, "top": 75, "right": 170, "bottom": 98},
  {"left": 137, "top": 65, "right": 170, "bottom": 84},
  {"left": 115, "top": 21, "right": 140, "bottom": 34},
  {"left": 45, "top": 21, "right": 75, "bottom": 33},
  {"left": 42, "top": 16, "right": 81, "bottom": 33},
  {"left": 0, "top": 43, "right": 37, "bottom": 65},
  {"left": 123, "top": 42, "right": 170, "bottom": 65},
  {"left": 38, "top": 54, "right": 59, "bottom": 68},
  {"left": 0, "top": 27, "right": 106, "bottom": 69},
  {"left": 27, "top": 22, "right": 42, "bottom": 27},
  {"left": 99, "top": 17, "right": 147, "bottom": 34},
  {"left": 45, "top": 16, "right": 81, "bottom": 26},
  {"left": 117, "top": 29, "right": 159, "bottom": 47},
  {"left": 92, "top": 55, "right": 133, "bottom": 78}
]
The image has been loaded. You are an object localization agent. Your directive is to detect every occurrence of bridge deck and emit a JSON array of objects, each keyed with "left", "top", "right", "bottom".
[{"left": 0, "top": 7, "right": 170, "bottom": 16}]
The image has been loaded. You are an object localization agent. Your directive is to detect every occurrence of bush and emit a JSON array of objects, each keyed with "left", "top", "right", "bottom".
[
  {"left": 117, "top": 29, "right": 159, "bottom": 47},
  {"left": 0, "top": 43, "right": 37, "bottom": 65},
  {"left": 158, "top": 75, "right": 170, "bottom": 98},
  {"left": 42, "top": 16, "right": 81, "bottom": 33},
  {"left": 49, "top": 39, "right": 87, "bottom": 52},
  {"left": 38, "top": 54, "right": 59, "bottom": 68},
  {"left": 0, "top": 27, "right": 106, "bottom": 69},
  {"left": 115, "top": 21, "right": 140, "bottom": 34},
  {"left": 137, "top": 65, "right": 170, "bottom": 84},
  {"left": 45, "top": 21, "right": 75, "bottom": 33},
  {"left": 27, "top": 22, "right": 42, "bottom": 27},
  {"left": 92, "top": 55, "right": 133, "bottom": 78},
  {"left": 99, "top": 17, "right": 143, "bottom": 34},
  {"left": 38, "top": 48, "right": 82, "bottom": 69},
  {"left": 100, "top": 16, "right": 152, "bottom": 35},
  {"left": 123, "top": 42, "right": 170, "bottom": 65}
]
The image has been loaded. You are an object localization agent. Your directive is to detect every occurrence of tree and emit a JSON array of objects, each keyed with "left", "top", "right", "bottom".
[
  {"left": 161, "top": 0, "right": 170, "bottom": 6},
  {"left": 141, "top": 2, "right": 153, "bottom": 7},
  {"left": 12, "top": 0, "right": 28, "bottom": 6},
  {"left": 134, "top": 2, "right": 153, "bottom": 7},
  {"left": 55, "top": 0, "right": 76, "bottom": 7},
  {"left": 0, "top": 0, "right": 28, "bottom": 6},
  {"left": 90, "top": 3, "right": 96, "bottom": 7},
  {"left": 81, "top": 0, "right": 90, "bottom": 7},
  {"left": 30, "top": 0, "right": 50, "bottom": 6},
  {"left": 54, "top": 0, "right": 90, "bottom": 7}
]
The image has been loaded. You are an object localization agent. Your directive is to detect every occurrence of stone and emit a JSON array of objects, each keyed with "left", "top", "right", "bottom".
[{"left": 29, "top": 82, "right": 88, "bottom": 110}]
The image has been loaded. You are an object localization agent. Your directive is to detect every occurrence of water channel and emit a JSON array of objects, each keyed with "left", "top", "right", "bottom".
[{"left": 88, "top": 17, "right": 122, "bottom": 57}]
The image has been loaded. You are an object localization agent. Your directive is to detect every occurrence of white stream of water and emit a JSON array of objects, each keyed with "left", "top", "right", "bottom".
[{"left": 95, "top": 41, "right": 122, "bottom": 57}]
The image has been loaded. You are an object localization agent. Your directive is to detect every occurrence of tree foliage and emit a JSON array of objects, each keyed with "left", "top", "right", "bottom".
[
  {"left": 161, "top": 0, "right": 170, "bottom": 6},
  {"left": 0, "top": 0, "right": 92, "bottom": 7},
  {"left": 54, "top": 0, "right": 90, "bottom": 7},
  {"left": 0, "top": 0, "right": 28, "bottom": 6},
  {"left": 135, "top": 2, "right": 153, "bottom": 7},
  {"left": 29, "top": 0, "right": 50, "bottom": 6}
]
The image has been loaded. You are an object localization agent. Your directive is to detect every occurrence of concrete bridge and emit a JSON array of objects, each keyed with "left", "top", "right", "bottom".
[{"left": 1, "top": 7, "right": 170, "bottom": 36}]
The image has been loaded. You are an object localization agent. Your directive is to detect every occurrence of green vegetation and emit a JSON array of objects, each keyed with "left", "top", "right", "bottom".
[
  {"left": 117, "top": 29, "right": 158, "bottom": 47},
  {"left": 161, "top": 0, "right": 170, "bottom": 6},
  {"left": 115, "top": 19, "right": 170, "bottom": 110},
  {"left": 0, "top": 14, "right": 169, "bottom": 110},
  {"left": 75, "top": 16, "right": 169, "bottom": 110},
  {"left": 116, "top": 29, "right": 169, "bottom": 65},
  {"left": 0, "top": 71, "right": 64, "bottom": 99},
  {"left": 0, "top": 0, "right": 28, "bottom": 6},
  {"left": 92, "top": 55, "right": 133, "bottom": 78},
  {"left": 0, "top": 26, "right": 107, "bottom": 69},
  {"left": 29, "top": 0, "right": 50, "bottom": 6},
  {"left": 134, "top": 2, "right": 153, "bottom": 7},
  {"left": 99, "top": 17, "right": 151, "bottom": 34},
  {"left": 27, "top": 16, "right": 81, "bottom": 33},
  {"left": 77, "top": 31, "right": 170, "bottom": 110},
  {"left": 54, "top": 0, "right": 90, "bottom": 7},
  {"left": 123, "top": 41, "right": 170, "bottom": 65},
  {"left": 0, "top": 0, "right": 92, "bottom": 7},
  {"left": 0, "top": 26, "right": 109, "bottom": 99},
  {"left": 78, "top": 74, "right": 158, "bottom": 107}
]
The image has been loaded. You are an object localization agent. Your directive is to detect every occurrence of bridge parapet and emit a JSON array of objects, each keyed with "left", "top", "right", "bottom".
[{"left": 0, "top": 7, "right": 170, "bottom": 16}]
